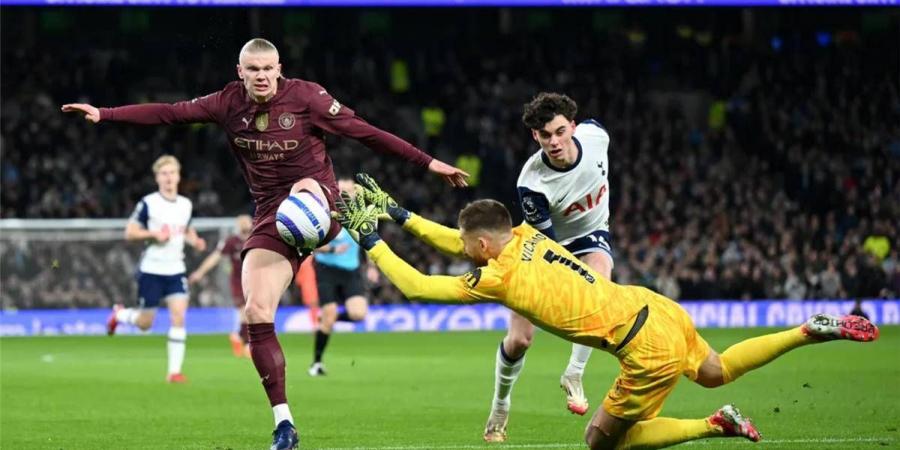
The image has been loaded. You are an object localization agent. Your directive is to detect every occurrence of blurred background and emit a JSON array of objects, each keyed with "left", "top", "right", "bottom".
[{"left": 1, "top": 7, "right": 898, "bottom": 310}]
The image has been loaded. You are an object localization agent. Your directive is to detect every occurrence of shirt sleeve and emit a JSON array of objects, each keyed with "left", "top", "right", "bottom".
[
  {"left": 367, "top": 241, "right": 504, "bottom": 303},
  {"left": 517, "top": 187, "right": 556, "bottom": 240},
  {"left": 307, "top": 83, "right": 433, "bottom": 168},
  {"left": 129, "top": 200, "right": 149, "bottom": 228},
  {"left": 99, "top": 90, "right": 224, "bottom": 125},
  {"left": 401, "top": 213, "right": 466, "bottom": 258}
]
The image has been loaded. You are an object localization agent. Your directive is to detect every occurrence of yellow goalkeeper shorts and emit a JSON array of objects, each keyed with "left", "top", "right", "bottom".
[{"left": 602, "top": 295, "right": 711, "bottom": 421}]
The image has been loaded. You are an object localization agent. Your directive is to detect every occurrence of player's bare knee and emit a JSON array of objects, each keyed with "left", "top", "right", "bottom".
[
  {"left": 244, "top": 299, "right": 274, "bottom": 323},
  {"left": 346, "top": 297, "right": 368, "bottom": 320},
  {"left": 505, "top": 333, "right": 533, "bottom": 355},
  {"left": 695, "top": 373, "right": 724, "bottom": 388},
  {"left": 291, "top": 178, "right": 325, "bottom": 200},
  {"left": 135, "top": 314, "right": 154, "bottom": 330},
  {"left": 168, "top": 305, "right": 187, "bottom": 327},
  {"left": 695, "top": 350, "right": 725, "bottom": 388}
]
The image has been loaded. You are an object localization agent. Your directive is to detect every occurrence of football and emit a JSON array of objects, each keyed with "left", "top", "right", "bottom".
[{"left": 275, "top": 191, "right": 331, "bottom": 250}]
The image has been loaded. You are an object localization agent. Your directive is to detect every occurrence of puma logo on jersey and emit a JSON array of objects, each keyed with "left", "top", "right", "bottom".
[{"left": 563, "top": 184, "right": 607, "bottom": 217}]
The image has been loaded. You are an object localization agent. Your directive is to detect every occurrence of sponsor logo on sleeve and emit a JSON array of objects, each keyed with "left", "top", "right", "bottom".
[
  {"left": 328, "top": 99, "right": 342, "bottom": 116},
  {"left": 522, "top": 196, "right": 540, "bottom": 222}
]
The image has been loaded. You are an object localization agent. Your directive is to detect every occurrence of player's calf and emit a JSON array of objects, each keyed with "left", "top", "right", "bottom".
[{"left": 584, "top": 407, "right": 632, "bottom": 450}]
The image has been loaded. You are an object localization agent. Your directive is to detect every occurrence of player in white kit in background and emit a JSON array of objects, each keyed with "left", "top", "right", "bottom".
[
  {"left": 484, "top": 93, "right": 614, "bottom": 442},
  {"left": 107, "top": 155, "right": 207, "bottom": 384}
]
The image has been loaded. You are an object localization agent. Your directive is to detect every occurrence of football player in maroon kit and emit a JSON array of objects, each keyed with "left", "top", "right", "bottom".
[{"left": 63, "top": 38, "right": 468, "bottom": 450}]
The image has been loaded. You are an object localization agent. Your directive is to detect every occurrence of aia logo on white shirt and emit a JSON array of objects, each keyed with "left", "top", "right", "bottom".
[{"left": 563, "top": 185, "right": 607, "bottom": 217}]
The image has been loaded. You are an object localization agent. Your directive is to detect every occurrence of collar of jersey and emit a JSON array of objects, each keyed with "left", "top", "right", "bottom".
[
  {"left": 540, "top": 136, "right": 583, "bottom": 173},
  {"left": 156, "top": 191, "right": 178, "bottom": 203}
]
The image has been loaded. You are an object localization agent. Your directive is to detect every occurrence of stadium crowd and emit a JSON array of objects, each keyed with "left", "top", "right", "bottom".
[{"left": 1, "top": 9, "right": 897, "bottom": 308}]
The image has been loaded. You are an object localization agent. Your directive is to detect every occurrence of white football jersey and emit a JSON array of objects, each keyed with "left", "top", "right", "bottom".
[
  {"left": 129, "top": 192, "right": 193, "bottom": 275},
  {"left": 517, "top": 120, "right": 610, "bottom": 246}
]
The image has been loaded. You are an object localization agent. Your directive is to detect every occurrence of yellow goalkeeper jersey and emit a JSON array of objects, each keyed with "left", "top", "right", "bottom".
[{"left": 367, "top": 214, "right": 653, "bottom": 350}]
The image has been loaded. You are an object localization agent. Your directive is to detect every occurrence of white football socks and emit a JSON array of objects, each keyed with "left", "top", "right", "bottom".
[
  {"left": 564, "top": 343, "right": 593, "bottom": 377},
  {"left": 167, "top": 327, "right": 186, "bottom": 375},
  {"left": 492, "top": 342, "right": 526, "bottom": 411},
  {"left": 115, "top": 308, "right": 139, "bottom": 325},
  {"left": 273, "top": 403, "right": 294, "bottom": 426}
]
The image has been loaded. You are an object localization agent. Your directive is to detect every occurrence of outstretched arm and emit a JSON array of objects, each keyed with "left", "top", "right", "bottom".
[
  {"left": 367, "top": 241, "right": 473, "bottom": 303},
  {"left": 336, "top": 189, "right": 503, "bottom": 305},
  {"left": 62, "top": 91, "right": 223, "bottom": 125},
  {"left": 401, "top": 214, "right": 465, "bottom": 258},
  {"left": 355, "top": 173, "right": 465, "bottom": 257},
  {"left": 308, "top": 86, "right": 468, "bottom": 187}
]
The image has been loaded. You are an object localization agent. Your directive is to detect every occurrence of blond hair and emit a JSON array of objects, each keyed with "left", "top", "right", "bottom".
[
  {"left": 239, "top": 38, "right": 279, "bottom": 61},
  {"left": 152, "top": 155, "right": 181, "bottom": 174}
]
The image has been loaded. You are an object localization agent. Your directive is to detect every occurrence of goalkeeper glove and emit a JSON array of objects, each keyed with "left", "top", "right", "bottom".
[
  {"left": 335, "top": 190, "right": 382, "bottom": 250},
  {"left": 355, "top": 173, "right": 411, "bottom": 225}
]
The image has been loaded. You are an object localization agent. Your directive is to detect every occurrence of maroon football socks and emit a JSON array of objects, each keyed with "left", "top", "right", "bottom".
[{"left": 249, "top": 323, "right": 287, "bottom": 406}]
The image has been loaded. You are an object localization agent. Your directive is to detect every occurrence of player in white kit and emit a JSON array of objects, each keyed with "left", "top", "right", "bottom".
[
  {"left": 107, "top": 155, "right": 207, "bottom": 383},
  {"left": 484, "top": 93, "right": 614, "bottom": 442}
]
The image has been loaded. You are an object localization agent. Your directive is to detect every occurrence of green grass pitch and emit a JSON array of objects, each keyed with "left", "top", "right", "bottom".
[{"left": 2, "top": 327, "right": 898, "bottom": 449}]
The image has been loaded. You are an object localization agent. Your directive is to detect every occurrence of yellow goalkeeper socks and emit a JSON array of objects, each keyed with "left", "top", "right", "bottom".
[
  {"left": 720, "top": 327, "right": 809, "bottom": 384},
  {"left": 615, "top": 417, "right": 718, "bottom": 449}
]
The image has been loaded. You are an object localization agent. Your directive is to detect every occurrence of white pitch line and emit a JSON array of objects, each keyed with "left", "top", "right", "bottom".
[
  {"left": 320, "top": 437, "right": 895, "bottom": 450},
  {"left": 319, "top": 444, "right": 577, "bottom": 450},
  {"left": 683, "top": 436, "right": 894, "bottom": 446}
]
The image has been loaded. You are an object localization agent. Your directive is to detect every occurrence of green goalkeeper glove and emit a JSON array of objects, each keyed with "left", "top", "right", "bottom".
[
  {"left": 335, "top": 190, "right": 382, "bottom": 250},
  {"left": 355, "top": 173, "right": 411, "bottom": 225}
]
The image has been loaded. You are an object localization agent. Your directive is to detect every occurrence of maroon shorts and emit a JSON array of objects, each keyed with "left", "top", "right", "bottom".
[{"left": 242, "top": 189, "right": 342, "bottom": 274}]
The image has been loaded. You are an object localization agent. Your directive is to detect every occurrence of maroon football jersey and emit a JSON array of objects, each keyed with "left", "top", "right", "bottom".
[{"left": 99, "top": 78, "right": 433, "bottom": 219}]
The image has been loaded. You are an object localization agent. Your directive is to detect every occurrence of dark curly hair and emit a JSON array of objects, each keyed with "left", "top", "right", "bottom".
[{"left": 521, "top": 92, "right": 578, "bottom": 130}]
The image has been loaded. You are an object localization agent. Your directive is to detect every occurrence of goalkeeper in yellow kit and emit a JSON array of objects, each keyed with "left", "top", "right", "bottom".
[{"left": 338, "top": 174, "right": 880, "bottom": 449}]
